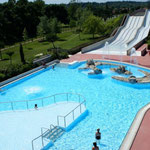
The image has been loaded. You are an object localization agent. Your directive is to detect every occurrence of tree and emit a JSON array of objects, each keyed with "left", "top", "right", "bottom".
[
  {"left": 68, "top": 2, "right": 78, "bottom": 20},
  {"left": 8, "top": 0, "right": 16, "bottom": 4},
  {"left": 75, "top": 7, "right": 82, "bottom": 40},
  {"left": 75, "top": 7, "right": 92, "bottom": 40},
  {"left": 46, "top": 18, "right": 60, "bottom": 48},
  {"left": 105, "top": 15, "right": 124, "bottom": 36},
  {"left": 6, "top": 51, "right": 14, "bottom": 64},
  {"left": 83, "top": 15, "right": 104, "bottom": 39},
  {"left": 37, "top": 16, "right": 50, "bottom": 40},
  {"left": 50, "top": 18, "right": 61, "bottom": 36},
  {"left": 44, "top": 5, "right": 69, "bottom": 24},
  {"left": 46, "top": 33, "right": 57, "bottom": 49},
  {"left": 0, "top": 41, "right": 4, "bottom": 60},
  {"left": 148, "top": 0, "right": 150, "bottom": 9},
  {"left": 69, "top": 19, "right": 76, "bottom": 28},
  {"left": 23, "top": 28, "right": 28, "bottom": 42},
  {"left": 19, "top": 43, "right": 25, "bottom": 64},
  {"left": 38, "top": 17, "right": 60, "bottom": 48}
]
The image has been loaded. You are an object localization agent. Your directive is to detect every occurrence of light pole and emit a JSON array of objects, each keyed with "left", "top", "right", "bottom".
[
  {"left": 105, "top": 41, "right": 109, "bottom": 59},
  {"left": 120, "top": 45, "right": 123, "bottom": 62},
  {"left": 130, "top": 47, "right": 136, "bottom": 64}
]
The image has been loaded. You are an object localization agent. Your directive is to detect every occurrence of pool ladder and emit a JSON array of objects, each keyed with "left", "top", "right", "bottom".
[
  {"left": 42, "top": 125, "right": 64, "bottom": 142},
  {"left": 32, "top": 124, "right": 65, "bottom": 150}
]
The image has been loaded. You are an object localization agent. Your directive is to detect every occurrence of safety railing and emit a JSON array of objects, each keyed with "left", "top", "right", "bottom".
[
  {"left": 30, "top": 93, "right": 86, "bottom": 150},
  {"left": 0, "top": 93, "right": 85, "bottom": 111},
  {"left": 57, "top": 99, "right": 86, "bottom": 128},
  {"left": 31, "top": 127, "right": 50, "bottom": 150},
  {"left": 32, "top": 124, "right": 61, "bottom": 150}
]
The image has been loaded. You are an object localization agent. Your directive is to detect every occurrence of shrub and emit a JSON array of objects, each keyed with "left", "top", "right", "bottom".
[
  {"left": 0, "top": 62, "right": 39, "bottom": 82},
  {"left": 59, "top": 51, "right": 69, "bottom": 59},
  {"left": 0, "top": 73, "right": 5, "bottom": 82},
  {"left": 50, "top": 48, "right": 68, "bottom": 60}
]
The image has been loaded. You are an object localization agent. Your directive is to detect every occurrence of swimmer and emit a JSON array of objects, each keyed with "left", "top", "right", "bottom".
[
  {"left": 95, "top": 128, "right": 101, "bottom": 145},
  {"left": 92, "top": 142, "right": 99, "bottom": 150},
  {"left": 34, "top": 104, "right": 38, "bottom": 109},
  {"left": 42, "top": 61, "right": 47, "bottom": 68}
]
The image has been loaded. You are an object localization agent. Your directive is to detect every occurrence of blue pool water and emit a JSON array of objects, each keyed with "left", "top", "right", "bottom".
[{"left": 1, "top": 61, "right": 150, "bottom": 150}]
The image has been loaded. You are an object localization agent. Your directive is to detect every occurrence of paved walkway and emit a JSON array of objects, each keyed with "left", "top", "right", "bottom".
[
  {"left": 61, "top": 52, "right": 150, "bottom": 150},
  {"left": 130, "top": 109, "right": 150, "bottom": 150},
  {"left": 61, "top": 53, "right": 150, "bottom": 68}
]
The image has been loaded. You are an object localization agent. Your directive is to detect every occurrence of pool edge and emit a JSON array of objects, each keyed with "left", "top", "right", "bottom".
[{"left": 119, "top": 103, "right": 150, "bottom": 150}]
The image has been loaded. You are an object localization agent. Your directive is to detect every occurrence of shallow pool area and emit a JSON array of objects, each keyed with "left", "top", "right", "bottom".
[{"left": 1, "top": 61, "right": 150, "bottom": 150}]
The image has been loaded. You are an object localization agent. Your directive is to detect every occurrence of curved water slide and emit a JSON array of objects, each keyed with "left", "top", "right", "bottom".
[{"left": 86, "top": 10, "right": 150, "bottom": 55}]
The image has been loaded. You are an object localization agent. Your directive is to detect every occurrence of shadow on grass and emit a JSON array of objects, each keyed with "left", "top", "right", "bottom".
[
  {"left": 57, "top": 38, "right": 67, "bottom": 41},
  {"left": 27, "top": 47, "right": 33, "bottom": 50},
  {"left": 41, "top": 42, "right": 49, "bottom": 45},
  {"left": 1, "top": 58, "right": 9, "bottom": 61},
  {"left": 88, "top": 37, "right": 100, "bottom": 40}
]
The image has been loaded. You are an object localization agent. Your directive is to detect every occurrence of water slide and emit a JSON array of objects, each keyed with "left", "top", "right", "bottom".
[{"left": 84, "top": 9, "right": 150, "bottom": 55}]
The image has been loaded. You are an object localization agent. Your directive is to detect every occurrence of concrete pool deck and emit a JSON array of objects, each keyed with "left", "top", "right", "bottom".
[
  {"left": 0, "top": 101, "right": 86, "bottom": 150},
  {"left": 61, "top": 53, "right": 150, "bottom": 68},
  {"left": 130, "top": 108, "right": 150, "bottom": 150},
  {"left": 61, "top": 53, "right": 150, "bottom": 150}
]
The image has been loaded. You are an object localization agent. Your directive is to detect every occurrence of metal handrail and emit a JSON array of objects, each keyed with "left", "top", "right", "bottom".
[
  {"left": 50, "top": 124, "right": 56, "bottom": 130},
  {"left": 57, "top": 100, "right": 86, "bottom": 128},
  {"left": 0, "top": 92, "right": 86, "bottom": 111},
  {"left": 32, "top": 128, "right": 50, "bottom": 150},
  {"left": 31, "top": 93, "right": 86, "bottom": 150}
]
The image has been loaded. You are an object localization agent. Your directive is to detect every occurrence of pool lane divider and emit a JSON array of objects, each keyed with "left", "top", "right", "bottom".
[{"left": 42, "top": 110, "right": 89, "bottom": 150}]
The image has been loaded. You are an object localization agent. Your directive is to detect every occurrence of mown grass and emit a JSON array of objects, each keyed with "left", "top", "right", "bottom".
[{"left": 0, "top": 31, "right": 100, "bottom": 68}]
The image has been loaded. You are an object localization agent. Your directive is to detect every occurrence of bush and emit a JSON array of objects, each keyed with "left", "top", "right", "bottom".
[
  {"left": 0, "top": 73, "right": 5, "bottom": 82},
  {"left": 0, "top": 62, "right": 39, "bottom": 82},
  {"left": 59, "top": 51, "right": 69, "bottom": 59},
  {"left": 50, "top": 48, "right": 69, "bottom": 60},
  {"left": 105, "top": 14, "right": 124, "bottom": 36}
]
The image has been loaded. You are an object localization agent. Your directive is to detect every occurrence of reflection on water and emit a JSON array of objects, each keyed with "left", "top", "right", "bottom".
[{"left": 24, "top": 86, "right": 42, "bottom": 95}]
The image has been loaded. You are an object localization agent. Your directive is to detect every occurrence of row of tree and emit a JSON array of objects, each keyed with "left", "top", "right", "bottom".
[{"left": 0, "top": 0, "right": 148, "bottom": 47}]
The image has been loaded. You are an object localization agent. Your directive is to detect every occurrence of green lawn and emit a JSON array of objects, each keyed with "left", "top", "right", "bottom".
[{"left": 0, "top": 31, "right": 100, "bottom": 69}]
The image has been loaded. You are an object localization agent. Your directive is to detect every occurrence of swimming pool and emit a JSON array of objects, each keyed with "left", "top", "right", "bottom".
[{"left": 1, "top": 60, "right": 150, "bottom": 150}]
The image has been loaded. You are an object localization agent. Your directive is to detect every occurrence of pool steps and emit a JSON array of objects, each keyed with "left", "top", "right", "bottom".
[{"left": 43, "top": 126, "right": 64, "bottom": 142}]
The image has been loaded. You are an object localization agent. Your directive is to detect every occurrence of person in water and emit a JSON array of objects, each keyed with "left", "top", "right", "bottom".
[
  {"left": 95, "top": 128, "right": 101, "bottom": 145},
  {"left": 34, "top": 104, "right": 38, "bottom": 109},
  {"left": 92, "top": 142, "right": 99, "bottom": 150},
  {"left": 42, "top": 61, "right": 47, "bottom": 68}
]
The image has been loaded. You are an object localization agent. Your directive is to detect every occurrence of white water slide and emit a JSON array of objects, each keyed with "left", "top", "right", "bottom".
[{"left": 86, "top": 10, "right": 150, "bottom": 55}]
